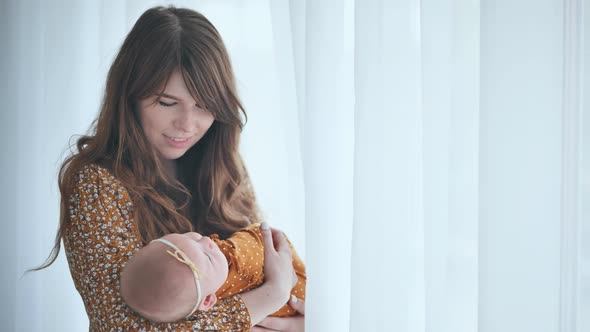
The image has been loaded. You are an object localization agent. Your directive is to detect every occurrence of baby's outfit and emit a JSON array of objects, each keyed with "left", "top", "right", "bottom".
[{"left": 212, "top": 223, "right": 306, "bottom": 316}]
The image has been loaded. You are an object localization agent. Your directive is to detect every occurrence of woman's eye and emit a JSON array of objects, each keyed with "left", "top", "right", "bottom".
[
  {"left": 159, "top": 101, "right": 176, "bottom": 107},
  {"left": 206, "top": 253, "right": 213, "bottom": 263}
]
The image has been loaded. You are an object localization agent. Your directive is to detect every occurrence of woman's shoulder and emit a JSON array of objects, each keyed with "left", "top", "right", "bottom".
[
  {"left": 74, "top": 162, "right": 120, "bottom": 186},
  {"left": 70, "top": 162, "right": 134, "bottom": 213},
  {"left": 73, "top": 163, "right": 129, "bottom": 194}
]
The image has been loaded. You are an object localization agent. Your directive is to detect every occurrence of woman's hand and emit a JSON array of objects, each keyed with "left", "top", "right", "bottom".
[
  {"left": 239, "top": 223, "right": 298, "bottom": 325},
  {"left": 252, "top": 296, "right": 305, "bottom": 332},
  {"left": 261, "top": 223, "right": 298, "bottom": 302}
]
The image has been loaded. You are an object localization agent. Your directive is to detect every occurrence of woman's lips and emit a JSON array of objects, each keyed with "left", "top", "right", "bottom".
[{"left": 164, "top": 134, "right": 191, "bottom": 148}]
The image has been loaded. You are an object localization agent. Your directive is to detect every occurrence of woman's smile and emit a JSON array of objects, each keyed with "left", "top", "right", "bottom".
[{"left": 164, "top": 134, "right": 192, "bottom": 148}]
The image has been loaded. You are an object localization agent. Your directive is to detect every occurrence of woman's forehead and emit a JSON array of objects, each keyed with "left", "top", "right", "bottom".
[{"left": 157, "top": 70, "right": 195, "bottom": 101}]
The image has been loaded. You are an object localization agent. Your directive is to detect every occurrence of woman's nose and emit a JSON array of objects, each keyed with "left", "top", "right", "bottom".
[{"left": 174, "top": 108, "right": 199, "bottom": 133}]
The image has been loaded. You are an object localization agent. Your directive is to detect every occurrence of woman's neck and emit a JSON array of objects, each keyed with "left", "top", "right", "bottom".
[{"left": 162, "top": 159, "right": 177, "bottom": 179}]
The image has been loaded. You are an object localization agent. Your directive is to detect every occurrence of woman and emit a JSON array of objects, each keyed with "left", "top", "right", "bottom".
[{"left": 33, "top": 5, "right": 304, "bottom": 331}]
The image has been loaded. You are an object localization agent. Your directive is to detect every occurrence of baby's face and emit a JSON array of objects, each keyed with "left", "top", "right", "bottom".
[{"left": 159, "top": 232, "right": 229, "bottom": 296}]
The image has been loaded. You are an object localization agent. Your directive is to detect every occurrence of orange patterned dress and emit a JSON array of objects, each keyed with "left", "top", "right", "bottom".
[{"left": 63, "top": 163, "right": 252, "bottom": 331}]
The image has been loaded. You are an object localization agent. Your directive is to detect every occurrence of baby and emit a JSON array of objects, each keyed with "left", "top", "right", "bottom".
[{"left": 120, "top": 223, "right": 306, "bottom": 323}]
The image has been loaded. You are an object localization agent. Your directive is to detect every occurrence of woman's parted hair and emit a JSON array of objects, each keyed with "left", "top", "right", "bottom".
[{"left": 34, "top": 5, "right": 260, "bottom": 271}]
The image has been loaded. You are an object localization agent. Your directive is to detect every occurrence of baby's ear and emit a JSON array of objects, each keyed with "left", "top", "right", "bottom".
[{"left": 198, "top": 294, "right": 218, "bottom": 311}]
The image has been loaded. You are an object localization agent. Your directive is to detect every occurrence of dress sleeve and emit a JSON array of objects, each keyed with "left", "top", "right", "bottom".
[{"left": 62, "top": 164, "right": 252, "bottom": 331}]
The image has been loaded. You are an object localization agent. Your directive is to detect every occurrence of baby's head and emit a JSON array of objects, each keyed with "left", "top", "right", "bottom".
[{"left": 120, "top": 232, "right": 229, "bottom": 323}]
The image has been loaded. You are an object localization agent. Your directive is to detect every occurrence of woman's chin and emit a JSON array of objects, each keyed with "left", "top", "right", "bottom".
[{"left": 159, "top": 150, "right": 188, "bottom": 161}]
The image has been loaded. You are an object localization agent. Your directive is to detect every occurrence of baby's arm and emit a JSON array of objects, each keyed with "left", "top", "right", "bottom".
[{"left": 214, "top": 224, "right": 306, "bottom": 317}]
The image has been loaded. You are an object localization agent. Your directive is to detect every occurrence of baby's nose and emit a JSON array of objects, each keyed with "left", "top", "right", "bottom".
[
  {"left": 202, "top": 236, "right": 214, "bottom": 250},
  {"left": 188, "top": 232, "right": 203, "bottom": 240}
]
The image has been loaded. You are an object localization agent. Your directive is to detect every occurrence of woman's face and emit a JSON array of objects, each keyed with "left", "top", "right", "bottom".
[{"left": 138, "top": 69, "right": 214, "bottom": 162}]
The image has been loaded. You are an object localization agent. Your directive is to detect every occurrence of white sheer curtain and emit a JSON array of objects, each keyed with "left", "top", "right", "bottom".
[
  {"left": 1, "top": 0, "right": 588, "bottom": 331},
  {"left": 284, "top": 0, "right": 589, "bottom": 332}
]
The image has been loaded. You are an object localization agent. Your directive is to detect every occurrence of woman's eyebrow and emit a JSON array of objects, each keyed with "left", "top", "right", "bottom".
[
  {"left": 157, "top": 92, "right": 181, "bottom": 101},
  {"left": 157, "top": 92, "right": 203, "bottom": 107}
]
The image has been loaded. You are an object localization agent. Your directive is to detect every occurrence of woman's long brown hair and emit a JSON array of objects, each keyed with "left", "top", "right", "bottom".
[{"left": 31, "top": 5, "right": 260, "bottom": 271}]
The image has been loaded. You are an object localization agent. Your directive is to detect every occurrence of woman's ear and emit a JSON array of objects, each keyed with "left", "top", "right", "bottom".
[{"left": 198, "top": 294, "right": 218, "bottom": 311}]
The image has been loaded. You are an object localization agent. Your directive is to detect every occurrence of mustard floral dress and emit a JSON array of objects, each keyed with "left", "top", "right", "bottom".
[{"left": 63, "top": 164, "right": 252, "bottom": 331}]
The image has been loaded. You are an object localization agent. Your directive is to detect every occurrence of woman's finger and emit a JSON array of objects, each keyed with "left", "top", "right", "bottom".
[
  {"left": 288, "top": 295, "right": 305, "bottom": 315},
  {"left": 260, "top": 222, "right": 276, "bottom": 254},
  {"left": 270, "top": 228, "right": 291, "bottom": 256}
]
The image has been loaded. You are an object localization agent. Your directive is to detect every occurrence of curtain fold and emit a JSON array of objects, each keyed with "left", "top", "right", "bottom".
[
  {"left": 421, "top": 0, "right": 480, "bottom": 331},
  {"left": 351, "top": 0, "right": 425, "bottom": 331},
  {"left": 349, "top": 1, "right": 479, "bottom": 331},
  {"left": 301, "top": 1, "right": 355, "bottom": 331},
  {"left": 582, "top": 0, "right": 590, "bottom": 328}
]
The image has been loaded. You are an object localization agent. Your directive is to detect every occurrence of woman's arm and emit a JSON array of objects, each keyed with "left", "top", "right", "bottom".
[
  {"left": 253, "top": 296, "right": 305, "bottom": 332},
  {"left": 252, "top": 226, "right": 305, "bottom": 332}
]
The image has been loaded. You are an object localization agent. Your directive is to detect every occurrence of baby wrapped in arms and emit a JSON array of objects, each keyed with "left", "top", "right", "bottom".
[{"left": 120, "top": 223, "right": 306, "bottom": 323}]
